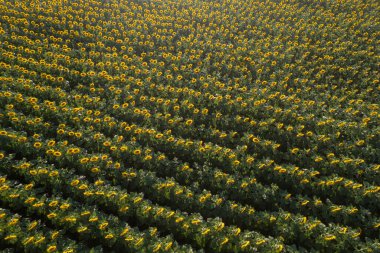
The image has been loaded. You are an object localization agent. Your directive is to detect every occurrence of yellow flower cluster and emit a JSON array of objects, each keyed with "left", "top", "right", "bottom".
[{"left": 0, "top": 0, "right": 379, "bottom": 252}]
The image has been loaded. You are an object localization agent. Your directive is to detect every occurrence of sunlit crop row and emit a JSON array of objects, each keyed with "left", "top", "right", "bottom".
[{"left": 0, "top": 0, "right": 379, "bottom": 252}]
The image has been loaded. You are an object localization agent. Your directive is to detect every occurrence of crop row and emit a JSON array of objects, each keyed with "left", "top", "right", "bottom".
[
  {"left": 2, "top": 82, "right": 379, "bottom": 221},
  {"left": 1, "top": 109, "right": 378, "bottom": 251}
]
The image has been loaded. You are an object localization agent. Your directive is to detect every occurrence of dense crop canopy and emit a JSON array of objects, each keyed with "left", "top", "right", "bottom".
[{"left": 0, "top": 0, "right": 379, "bottom": 252}]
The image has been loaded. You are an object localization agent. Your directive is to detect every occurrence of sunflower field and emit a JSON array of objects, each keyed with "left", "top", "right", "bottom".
[{"left": 0, "top": 0, "right": 379, "bottom": 252}]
